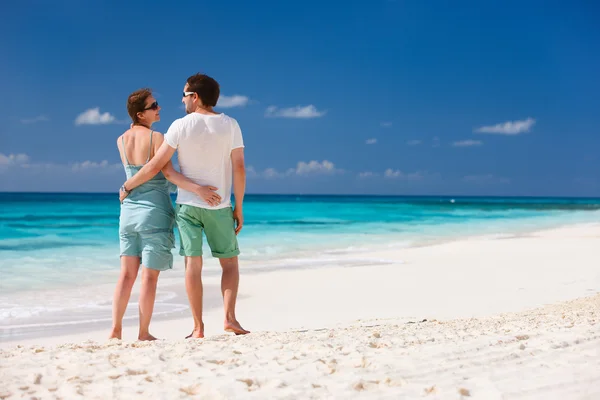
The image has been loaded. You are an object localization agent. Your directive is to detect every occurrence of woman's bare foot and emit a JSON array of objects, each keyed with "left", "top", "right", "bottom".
[
  {"left": 224, "top": 320, "right": 250, "bottom": 335},
  {"left": 109, "top": 328, "right": 122, "bottom": 340},
  {"left": 138, "top": 333, "right": 158, "bottom": 341}
]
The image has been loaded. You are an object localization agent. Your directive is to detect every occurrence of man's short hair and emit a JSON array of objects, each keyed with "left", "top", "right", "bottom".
[
  {"left": 186, "top": 73, "right": 220, "bottom": 107},
  {"left": 127, "top": 88, "right": 153, "bottom": 123}
]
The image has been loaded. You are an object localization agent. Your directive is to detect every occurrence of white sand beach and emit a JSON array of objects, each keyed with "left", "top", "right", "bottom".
[{"left": 1, "top": 223, "right": 599, "bottom": 399}]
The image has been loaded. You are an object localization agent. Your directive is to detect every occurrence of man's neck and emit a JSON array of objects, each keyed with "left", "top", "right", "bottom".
[{"left": 194, "top": 105, "right": 218, "bottom": 115}]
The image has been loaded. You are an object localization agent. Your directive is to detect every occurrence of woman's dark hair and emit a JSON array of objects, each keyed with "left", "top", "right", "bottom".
[{"left": 127, "top": 88, "right": 153, "bottom": 123}]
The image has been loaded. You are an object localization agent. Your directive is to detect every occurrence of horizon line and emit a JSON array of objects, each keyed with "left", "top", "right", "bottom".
[{"left": 1, "top": 191, "right": 599, "bottom": 200}]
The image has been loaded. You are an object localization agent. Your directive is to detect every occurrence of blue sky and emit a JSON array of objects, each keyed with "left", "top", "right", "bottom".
[{"left": 1, "top": 0, "right": 599, "bottom": 196}]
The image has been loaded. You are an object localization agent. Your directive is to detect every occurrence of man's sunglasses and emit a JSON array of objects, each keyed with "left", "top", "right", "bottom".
[
  {"left": 143, "top": 101, "right": 159, "bottom": 111},
  {"left": 183, "top": 91, "right": 196, "bottom": 97}
]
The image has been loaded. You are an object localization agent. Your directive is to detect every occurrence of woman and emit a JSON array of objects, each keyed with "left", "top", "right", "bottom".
[{"left": 110, "top": 88, "right": 220, "bottom": 341}]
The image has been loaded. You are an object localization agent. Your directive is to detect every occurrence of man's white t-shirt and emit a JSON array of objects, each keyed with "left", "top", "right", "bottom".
[{"left": 164, "top": 112, "right": 244, "bottom": 210}]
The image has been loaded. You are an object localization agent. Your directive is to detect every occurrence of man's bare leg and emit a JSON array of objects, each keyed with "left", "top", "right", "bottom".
[
  {"left": 185, "top": 256, "right": 204, "bottom": 338},
  {"left": 110, "top": 256, "right": 140, "bottom": 339},
  {"left": 219, "top": 256, "right": 249, "bottom": 335},
  {"left": 138, "top": 266, "right": 160, "bottom": 341}
]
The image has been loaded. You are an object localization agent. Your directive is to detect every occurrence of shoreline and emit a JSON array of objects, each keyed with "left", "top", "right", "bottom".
[{"left": 2, "top": 221, "right": 599, "bottom": 348}]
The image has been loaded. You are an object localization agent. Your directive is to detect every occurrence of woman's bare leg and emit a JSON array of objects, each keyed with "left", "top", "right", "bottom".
[
  {"left": 138, "top": 266, "right": 160, "bottom": 341},
  {"left": 110, "top": 256, "right": 140, "bottom": 339}
]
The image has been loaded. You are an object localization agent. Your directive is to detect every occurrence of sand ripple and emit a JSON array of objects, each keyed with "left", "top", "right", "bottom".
[{"left": 1, "top": 295, "right": 598, "bottom": 399}]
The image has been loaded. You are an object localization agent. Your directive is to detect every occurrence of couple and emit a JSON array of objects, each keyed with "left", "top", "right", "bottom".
[{"left": 109, "top": 73, "right": 249, "bottom": 341}]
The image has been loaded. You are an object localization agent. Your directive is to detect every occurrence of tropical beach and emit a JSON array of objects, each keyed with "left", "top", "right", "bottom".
[
  {"left": 1, "top": 195, "right": 599, "bottom": 398},
  {"left": 2, "top": 1, "right": 600, "bottom": 398}
]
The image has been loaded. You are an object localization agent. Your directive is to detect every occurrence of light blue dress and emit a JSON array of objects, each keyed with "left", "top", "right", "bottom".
[{"left": 119, "top": 132, "right": 176, "bottom": 270}]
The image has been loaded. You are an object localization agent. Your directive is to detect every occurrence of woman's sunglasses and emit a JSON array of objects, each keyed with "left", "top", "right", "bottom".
[{"left": 143, "top": 101, "right": 159, "bottom": 110}]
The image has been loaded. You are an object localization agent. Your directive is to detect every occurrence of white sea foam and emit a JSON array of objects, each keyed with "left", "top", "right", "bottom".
[{"left": 1, "top": 303, "right": 189, "bottom": 330}]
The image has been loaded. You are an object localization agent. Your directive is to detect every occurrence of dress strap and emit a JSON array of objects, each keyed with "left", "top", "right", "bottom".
[
  {"left": 121, "top": 136, "right": 131, "bottom": 165},
  {"left": 145, "top": 131, "right": 153, "bottom": 164}
]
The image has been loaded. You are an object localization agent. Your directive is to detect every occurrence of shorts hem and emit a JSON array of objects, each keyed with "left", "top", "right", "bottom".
[
  {"left": 179, "top": 250, "right": 204, "bottom": 257},
  {"left": 211, "top": 249, "right": 240, "bottom": 259},
  {"left": 143, "top": 264, "right": 173, "bottom": 272}
]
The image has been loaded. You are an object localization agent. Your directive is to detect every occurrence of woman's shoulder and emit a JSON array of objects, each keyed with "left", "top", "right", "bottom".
[
  {"left": 151, "top": 130, "right": 166, "bottom": 143},
  {"left": 118, "top": 127, "right": 137, "bottom": 139},
  {"left": 150, "top": 131, "right": 166, "bottom": 150}
]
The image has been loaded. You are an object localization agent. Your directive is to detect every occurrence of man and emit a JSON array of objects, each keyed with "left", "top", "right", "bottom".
[{"left": 120, "top": 73, "right": 249, "bottom": 338}]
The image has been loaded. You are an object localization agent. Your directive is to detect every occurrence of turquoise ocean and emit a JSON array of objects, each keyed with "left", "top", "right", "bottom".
[{"left": 1, "top": 193, "right": 599, "bottom": 340}]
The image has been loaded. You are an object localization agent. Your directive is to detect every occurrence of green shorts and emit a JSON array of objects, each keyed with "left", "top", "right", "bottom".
[{"left": 176, "top": 204, "right": 240, "bottom": 258}]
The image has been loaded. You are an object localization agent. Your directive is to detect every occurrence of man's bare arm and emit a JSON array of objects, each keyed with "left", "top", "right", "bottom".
[{"left": 231, "top": 148, "right": 245, "bottom": 234}]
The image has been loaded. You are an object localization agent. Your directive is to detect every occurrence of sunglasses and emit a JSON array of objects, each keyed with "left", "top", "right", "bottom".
[
  {"left": 183, "top": 91, "right": 196, "bottom": 97},
  {"left": 143, "top": 101, "right": 159, "bottom": 110}
]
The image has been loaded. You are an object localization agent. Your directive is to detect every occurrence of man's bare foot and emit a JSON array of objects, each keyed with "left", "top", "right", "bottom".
[
  {"left": 224, "top": 320, "right": 250, "bottom": 335},
  {"left": 109, "top": 328, "right": 122, "bottom": 340},
  {"left": 138, "top": 333, "right": 158, "bottom": 341},
  {"left": 185, "top": 329, "right": 204, "bottom": 339},
  {"left": 185, "top": 323, "right": 204, "bottom": 339}
]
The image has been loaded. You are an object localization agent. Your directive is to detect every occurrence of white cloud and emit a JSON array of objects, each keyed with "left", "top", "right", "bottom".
[
  {"left": 245, "top": 165, "right": 258, "bottom": 178},
  {"left": 380, "top": 122, "right": 392, "bottom": 127},
  {"left": 358, "top": 171, "right": 378, "bottom": 178},
  {"left": 384, "top": 169, "right": 425, "bottom": 180},
  {"left": 0, "top": 155, "right": 124, "bottom": 191},
  {"left": 265, "top": 105, "right": 326, "bottom": 119},
  {"left": 356, "top": 168, "right": 438, "bottom": 180},
  {"left": 245, "top": 166, "right": 285, "bottom": 179},
  {"left": 246, "top": 165, "right": 286, "bottom": 179},
  {"left": 263, "top": 167, "right": 285, "bottom": 179},
  {"left": 407, "top": 140, "right": 422, "bottom": 146},
  {"left": 0, "top": 153, "right": 30, "bottom": 166},
  {"left": 0, "top": 153, "right": 120, "bottom": 175},
  {"left": 21, "top": 115, "right": 49, "bottom": 124},
  {"left": 463, "top": 174, "right": 510, "bottom": 184},
  {"left": 218, "top": 94, "right": 249, "bottom": 108},
  {"left": 366, "top": 138, "right": 377, "bottom": 145},
  {"left": 384, "top": 169, "right": 401, "bottom": 178},
  {"left": 292, "top": 160, "right": 339, "bottom": 175},
  {"left": 247, "top": 160, "right": 342, "bottom": 178},
  {"left": 453, "top": 140, "right": 483, "bottom": 147},
  {"left": 475, "top": 117, "right": 535, "bottom": 135},
  {"left": 75, "top": 108, "right": 117, "bottom": 125},
  {"left": 71, "top": 160, "right": 121, "bottom": 172}
]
